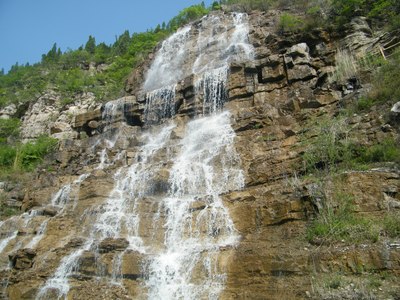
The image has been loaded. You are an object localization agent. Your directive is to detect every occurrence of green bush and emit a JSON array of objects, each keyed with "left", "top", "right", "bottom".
[
  {"left": 383, "top": 212, "right": 400, "bottom": 238},
  {"left": 0, "top": 145, "right": 17, "bottom": 167},
  {"left": 302, "top": 116, "right": 352, "bottom": 173},
  {"left": 370, "top": 49, "right": 400, "bottom": 105},
  {"left": 0, "top": 118, "right": 20, "bottom": 144},
  {"left": 167, "top": 4, "right": 209, "bottom": 31},
  {"left": 0, "top": 136, "right": 57, "bottom": 171},
  {"left": 357, "top": 138, "right": 400, "bottom": 164},
  {"left": 220, "top": 0, "right": 274, "bottom": 12},
  {"left": 279, "top": 13, "right": 304, "bottom": 33},
  {"left": 17, "top": 136, "right": 58, "bottom": 171}
]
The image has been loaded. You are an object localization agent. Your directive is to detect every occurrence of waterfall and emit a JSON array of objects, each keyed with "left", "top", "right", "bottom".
[
  {"left": 145, "top": 111, "right": 243, "bottom": 299},
  {"left": 0, "top": 11, "right": 256, "bottom": 300},
  {"left": 140, "top": 12, "right": 253, "bottom": 299}
]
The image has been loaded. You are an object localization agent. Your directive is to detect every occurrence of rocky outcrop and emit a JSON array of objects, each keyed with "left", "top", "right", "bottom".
[
  {"left": 9, "top": 248, "right": 36, "bottom": 270},
  {"left": 1, "top": 9, "right": 399, "bottom": 300},
  {"left": 17, "top": 91, "right": 101, "bottom": 142}
]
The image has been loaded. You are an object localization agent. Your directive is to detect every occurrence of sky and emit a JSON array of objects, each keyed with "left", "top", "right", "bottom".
[{"left": 0, "top": 0, "right": 213, "bottom": 72}]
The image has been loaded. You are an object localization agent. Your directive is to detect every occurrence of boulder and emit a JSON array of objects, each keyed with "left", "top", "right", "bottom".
[
  {"left": 98, "top": 238, "right": 129, "bottom": 253},
  {"left": 9, "top": 248, "right": 36, "bottom": 270}
]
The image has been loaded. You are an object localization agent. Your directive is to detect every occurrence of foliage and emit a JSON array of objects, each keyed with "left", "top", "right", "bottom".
[
  {"left": 220, "top": 0, "right": 274, "bottom": 12},
  {"left": 369, "top": 49, "right": 400, "bottom": 106},
  {"left": 330, "top": 0, "right": 400, "bottom": 28},
  {"left": 311, "top": 273, "right": 378, "bottom": 300},
  {"left": 356, "top": 138, "right": 400, "bottom": 164},
  {"left": 350, "top": 49, "right": 400, "bottom": 112},
  {"left": 0, "top": 136, "right": 57, "bottom": 172},
  {"left": 167, "top": 4, "right": 209, "bottom": 31},
  {"left": 307, "top": 187, "right": 379, "bottom": 244},
  {"left": 383, "top": 212, "right": 400, "bottom": 238},
  {"left": 0, "top": 118, "right": 20, "bottom": 144},
  {"left": 85, "top": 35, "right": 96, "bottom": 54},
  {"left": 279, "top": 13, "right": 304, "bottom": 33},
  {"left": 0, "top": 145, "right": 17, "bottom": 167},
  {"left": 329, "top": 49, "right": 359, "bottom": 84},
  {"left": 302, "top": 116, "right": 352, "bottom": 173}
]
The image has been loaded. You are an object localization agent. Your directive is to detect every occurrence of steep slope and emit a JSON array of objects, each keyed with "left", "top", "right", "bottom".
[{"left": 0, "top": 8, "right": 399, "bottom": 300}]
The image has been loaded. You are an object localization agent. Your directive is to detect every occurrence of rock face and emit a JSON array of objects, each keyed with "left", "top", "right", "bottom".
[{"left": 1, "top": 9, "right": 399, "bottom": 300}]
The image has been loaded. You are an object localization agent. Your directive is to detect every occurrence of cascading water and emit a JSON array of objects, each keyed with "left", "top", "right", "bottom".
[
  {"left": 145, "top": 111, "right": 243, "bottom": 299},
  {"left": 141, "top": 11, "right": 253, "bottom": 300},
  {"left": 0, "top": 11, "right": 254, "bottom": 300}
]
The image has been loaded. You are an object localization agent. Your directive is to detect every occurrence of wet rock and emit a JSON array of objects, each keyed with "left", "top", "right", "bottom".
[
  {"left": 98, "top": 238, "right": 129, "bottom": 253},
  {"left": 9, "top": 248, "right": 36, "bottom": 270},
  {"left": 73, "top": 108, "right": 102, "bottom": 128}
]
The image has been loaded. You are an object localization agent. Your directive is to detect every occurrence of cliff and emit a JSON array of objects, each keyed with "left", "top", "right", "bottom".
[{"left": 0, "top": 8, "right": 399, "bottom": 300}]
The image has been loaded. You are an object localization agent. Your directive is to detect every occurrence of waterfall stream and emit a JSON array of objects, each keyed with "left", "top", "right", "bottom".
[{"left": 0, "top": 11, "right": 254, "bottom": 300}]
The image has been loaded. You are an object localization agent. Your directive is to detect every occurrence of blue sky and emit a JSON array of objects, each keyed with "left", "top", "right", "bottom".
[{"left": 0, "top": 0, "right": 213, "bottom": 72}]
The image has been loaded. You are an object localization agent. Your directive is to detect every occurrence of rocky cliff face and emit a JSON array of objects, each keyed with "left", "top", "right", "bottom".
[{"left": 0, "top": 9, "right": 399, "bottom": 300}]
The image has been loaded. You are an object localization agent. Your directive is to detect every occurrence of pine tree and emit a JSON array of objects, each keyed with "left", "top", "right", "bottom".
[{"left": 85, "top": 35, "right": 96, "bottom": 54}]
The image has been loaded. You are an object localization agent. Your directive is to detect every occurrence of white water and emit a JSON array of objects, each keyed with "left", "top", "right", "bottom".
[
  {"left": 36, "top": 243, "right": 91, "bottom": 300},
  {"left": 144, "top": 13, "right": 253, "bottom": 93},
  {"left": 0, "top": 231, "right": 18, "bottom": 254},
  {"left": 36, "top": 123, "right": 175, "bottom": 298},
  {"left": 29, "top": 11, "right": 254, "bottom": 300},
  {"left": 144, "top": 26, "right": 192, "bottom": 91},
  {"left": 144, "top": 85, "right": 177, "bottom": 124},
  {"left": 26, "top": 219, "right": 49, "bottom": 249},
  {"left": 145, "top": 111, "right": 243, "bottom": 299},
  {"left": 93, "top": 123, "right": 174, "bottom": 248}
]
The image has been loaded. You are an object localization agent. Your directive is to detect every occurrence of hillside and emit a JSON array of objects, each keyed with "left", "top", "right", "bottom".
[{"left": 0, "top": 1, "right": 400, "bottom": 299}]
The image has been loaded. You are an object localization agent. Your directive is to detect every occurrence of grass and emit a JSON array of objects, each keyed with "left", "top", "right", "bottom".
[
  {"left": 382, "top": 212, "right": 400, "bottom": 238},
  {"left": 329, "top": 48, "right": 359, "bottom": 84},
  {"left": 311, "top": 274, "right": 378, "bottom": 300},
  {"left": 301, "top": 112, "right": 400, "bottom": 175},
  {"left": 306, "top": 186, "right": 380, "bottom": 244}
]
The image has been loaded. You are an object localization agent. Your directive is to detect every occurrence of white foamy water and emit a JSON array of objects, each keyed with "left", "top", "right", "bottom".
[
  {"left": 26, "top": 219, "right": 49, "bottom": 249},
  {"left": 32, "top": 11, "right": 253, "bottom": 300},
  {"left": 145, "top": 111, "right": 243, "bottom": 300},
  {"left": 36, "top": 243, "right": 91, "bottom": 300}
]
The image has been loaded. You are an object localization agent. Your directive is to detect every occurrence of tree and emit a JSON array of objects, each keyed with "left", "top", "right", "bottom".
[
  {"left": 212, "top": 1, "right": 222, "bottom": 10},
  {"left": 85, "top": 35, "right": 96, "bottom": 54},
  {"left": 42, "top": 43, "right": 61, "bottom": 64},
  {"left": 113, "top": 30, "right": 131, "bottom": 56}
]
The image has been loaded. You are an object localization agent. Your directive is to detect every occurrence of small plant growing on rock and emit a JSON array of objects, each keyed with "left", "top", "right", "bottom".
[
  {"left": 278, "top": 13, "right": 304, "bottom": 33},
  {"left": 306, "top": 178, "right": 380, "bottom": 244}
]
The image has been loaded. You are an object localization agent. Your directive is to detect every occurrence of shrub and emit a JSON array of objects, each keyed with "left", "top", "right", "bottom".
[
  {"left": 0, "top": 136, "right": 58, "bottom": 172},
  {"left": 329, "top": 48, "right": 359, "bottom": 84},
  {"left": 357, "top": 138, "right": 400, "bottom": 164},
  {"left": 302, "top": 116, "right": 352, "bottom": 173},
  {"left": 369, "top": 49, "right": 400, "bottom": 105},
  {"left": 383, "top": 212, "right": 400, "bottom": 238},
  {"left": 220, "top": 0, "right": 274, "bottom": 12},
  {"left": 279, "top": 13, "right": 304, "bottom": 33},
  {"left": 0, "top": 118, "right": 20, "bottom": 144},
  {"left": 0, "top": 145, "right": 17, "bottom": 167},
  {"left": 17, "top": 136, "right": 58, "bottom": 171}
]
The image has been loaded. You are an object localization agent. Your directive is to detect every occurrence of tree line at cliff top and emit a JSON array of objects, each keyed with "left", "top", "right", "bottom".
[{"left": 0, "top": 0, "right": 399, "bottom": 110}]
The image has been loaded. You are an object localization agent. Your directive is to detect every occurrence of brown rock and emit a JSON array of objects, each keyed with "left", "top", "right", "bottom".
[
  {"left": 9, "top": 248, "right": 36, "bottom": 270},
  {"left": 98, "top": 238, "right": 129, "bottom": 253}
]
